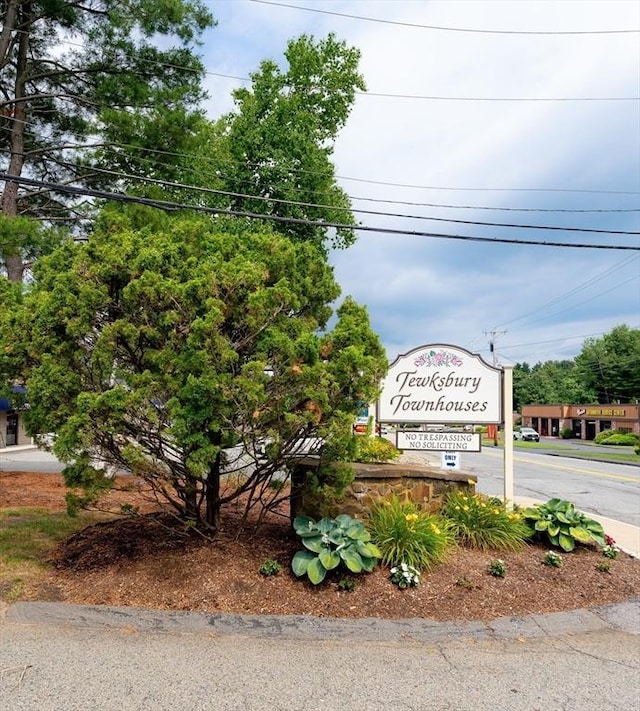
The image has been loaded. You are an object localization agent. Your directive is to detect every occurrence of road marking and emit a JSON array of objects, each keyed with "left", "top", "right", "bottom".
[
  {"left": 523, "top": 458, "right": 637, "bottom": 483},
  {"left": 479, "top": 449, "right": 638, "bottom": 483}
]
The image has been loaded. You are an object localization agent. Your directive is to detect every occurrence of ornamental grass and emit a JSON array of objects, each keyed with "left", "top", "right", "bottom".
[
  {"left": 368, "top": 494, "right": 455, "bottom": 571},
  {"left": 441, "top": 490, "right": 530, "bottom": 551}
]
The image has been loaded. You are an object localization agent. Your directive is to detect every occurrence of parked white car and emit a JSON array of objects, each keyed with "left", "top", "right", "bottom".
[{"left": 514, "top": 427, "right": 540, "bottom": 442}]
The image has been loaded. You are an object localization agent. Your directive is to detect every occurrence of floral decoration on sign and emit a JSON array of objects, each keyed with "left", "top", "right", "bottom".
[{"left": 413, "top": 350, "right": 463, "bottom": 368}]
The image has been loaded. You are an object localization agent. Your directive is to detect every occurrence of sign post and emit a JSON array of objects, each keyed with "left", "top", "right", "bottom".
[{"left": 503, "top": 365, "right": 514, "bottom": 506}]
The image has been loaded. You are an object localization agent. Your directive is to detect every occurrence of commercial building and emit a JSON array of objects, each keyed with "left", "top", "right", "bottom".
[
  {"left": 0, "top": 386, "right": 29, "bottom": 448},
  {"left": 521, "top": 403, "right": 640, "bottom": 440}
]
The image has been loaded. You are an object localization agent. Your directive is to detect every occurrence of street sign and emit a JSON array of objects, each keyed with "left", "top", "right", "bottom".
[{"left": 441, "top": 452, "right": 461, "bottom": 470}]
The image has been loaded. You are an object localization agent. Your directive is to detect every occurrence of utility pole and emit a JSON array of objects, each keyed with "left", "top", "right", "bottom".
[
  {"left": 484, "top": 329, "right": 507, "bottom": 366},
  {"left": 484, "top": 329, "right": 507, "bottom": 447}
]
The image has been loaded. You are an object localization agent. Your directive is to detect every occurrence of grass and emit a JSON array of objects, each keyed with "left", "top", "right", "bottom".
[
  {"left": 0, "top": 507, "right": 106, "bottom": 601},
  {"left": 441, "top": 491, "right": 530, "bottom": 551},
  {"left": 516, "top": 442, "right": 639, "bottom": 464},
  {"left": 368, "top": 495, "right": 454, "bottom": 571},
  {"left": 482, "top": 436, "right": 639, "bottom": 465}
]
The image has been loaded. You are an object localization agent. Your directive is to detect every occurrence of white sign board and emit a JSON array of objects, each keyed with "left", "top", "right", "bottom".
[
  {"left": 441, "top": 451, "right": 461, "bottom": 470},
  {"left": 397, "top": 430, "right": 481, "bottom": 452},
  {"left": 378, "top": 344, "right": 502, "bottom": 424}
]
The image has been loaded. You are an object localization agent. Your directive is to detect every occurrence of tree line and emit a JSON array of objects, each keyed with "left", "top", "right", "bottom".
[{"left": 513, "top": 325, "right": 640, "bottom": 410}]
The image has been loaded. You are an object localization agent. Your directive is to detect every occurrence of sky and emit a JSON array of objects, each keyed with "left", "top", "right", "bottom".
[{"left": 200, "top": 0, "right": 639, "bottom": 367}]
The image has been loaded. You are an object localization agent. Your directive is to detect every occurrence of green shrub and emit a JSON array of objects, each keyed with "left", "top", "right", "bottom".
[
  {"left": 593, "top": 428, "right": 612, "bottom": 443},
  {"left": 543, "top": 550, "right": 563, "bottom": 568},
  {"left": 615, "top": 433, "right": 638, "bottom": 445},
  {"left": 337, "top": 576, "right": 356, "bottom": 592},
  {"left": 561, "top": 428, "right": 574, "bottom": 439},
  {"left": 441, "top": 491, "right": 530, "bottom": 551},
  {"left": 522, "top": 498, "right": 605, "bottom": 552},
  {"left": 303, "top": 461, "right": 355, "bottom": 519},
  {"left": 368, "top": 495, "right": 454, "bottom": 571},
  {"left": 354, "top": 436, "right": 400, "bottom": 463},
  {"left": 594, "top": 430, "right": 639, "bottom": 446},
  {"left": 291, "top": 514, "right": 381, "bottom": 585}
]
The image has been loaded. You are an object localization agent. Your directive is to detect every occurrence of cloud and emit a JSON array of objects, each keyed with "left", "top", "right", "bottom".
[{"left": 203, "top": 0, "right": 640, "bottom": 365}]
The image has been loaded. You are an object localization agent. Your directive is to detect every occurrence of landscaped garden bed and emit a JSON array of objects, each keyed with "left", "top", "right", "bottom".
[{"left": 1, "top": 470, "right": 638, "bottom": 622}]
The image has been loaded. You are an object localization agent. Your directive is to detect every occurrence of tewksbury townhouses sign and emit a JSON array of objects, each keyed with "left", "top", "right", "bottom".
[{"left": 378, "top": 344, "right": 502, "bottom": 425}]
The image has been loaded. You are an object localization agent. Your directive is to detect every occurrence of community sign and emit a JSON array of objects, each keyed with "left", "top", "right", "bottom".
[{"left": 378, "top": 344, "right": 502, "bottom": 424}]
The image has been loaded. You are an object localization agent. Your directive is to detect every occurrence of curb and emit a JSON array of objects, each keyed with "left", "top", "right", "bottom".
[
  {"left": 0, "top": 444, "right": 38, "bottom": 454},
  {"left": 4, "top": 599, "right": 640, "bottom": 642}
]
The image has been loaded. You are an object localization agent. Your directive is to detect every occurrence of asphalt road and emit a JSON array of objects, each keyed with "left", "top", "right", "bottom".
[
  {"left": 0, "top": 447, "right": 65, "bottom": 473},
  {"left": 2, "top": 600, "right": 639, "bottom": 711},
  {"left": 465, "top": 447, "right": 640, "bottom": 527}
]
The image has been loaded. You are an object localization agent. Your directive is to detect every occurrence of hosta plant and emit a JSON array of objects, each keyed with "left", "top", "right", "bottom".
[
  {"left": 522, "top": 498, "right": 605, "bottom": 552},
  {"left": 291, "top": 514, "right": 382, "bottom": 585}
]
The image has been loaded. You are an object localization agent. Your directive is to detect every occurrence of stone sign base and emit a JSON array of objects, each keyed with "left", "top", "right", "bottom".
[{"left": 290, "top": 459, "right": 477, "bottom": 522}]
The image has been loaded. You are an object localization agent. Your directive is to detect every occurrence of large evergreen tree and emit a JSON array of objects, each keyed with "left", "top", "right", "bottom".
[
  {"left": 1, "top": 210, "right": 387, "bottom": 531},
  {"left": 0, "top": 0, "right": 214, "bottom": 281}
]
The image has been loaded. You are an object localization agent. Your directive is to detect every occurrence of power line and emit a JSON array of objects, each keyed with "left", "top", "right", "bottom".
[
  {"left": 40, "top": 158, "right": 640, "bottom": 236},
  {"left": 7, "top": 125, "right": 639, "bottom": 199},
  {"left": 4, "top": 33, "right": 638, "bottom": 108},
  {"left": 335, "top": 173, "right": 640, "bottom": 196},
  {"left": 360, "top": 91, "right": 639, "bottom": 102},
  {"left": 250, "top": 0, "right": 640, "bottom": 35},
  {"left": 501, "top": 333, "right": 607, "bottom": 350},
  {"left": 492, "top": 255, "right": 640, "bottom": 330},
  {"left": 3, "top": 172, "right": 640, "bottom": 251},
  {"left": 349, "top": 195, "right": 639, "bottom": 214},
  {"left": 502, "top": 336, "right": 640, "bottom": 360},
  {"left": 519, "top": 274, "right": 640, "bottom": 327}
]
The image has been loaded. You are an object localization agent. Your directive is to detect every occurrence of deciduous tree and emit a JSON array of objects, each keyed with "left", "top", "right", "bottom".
[
  {"left": 180, "top": 34, "right": 365, "bottom": 254},
  {"left": 513, "top": 360, "right": 596, "bottom": 409},
  {"left": 575, "top": 325, "right": 640, "bottom": 403}
]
